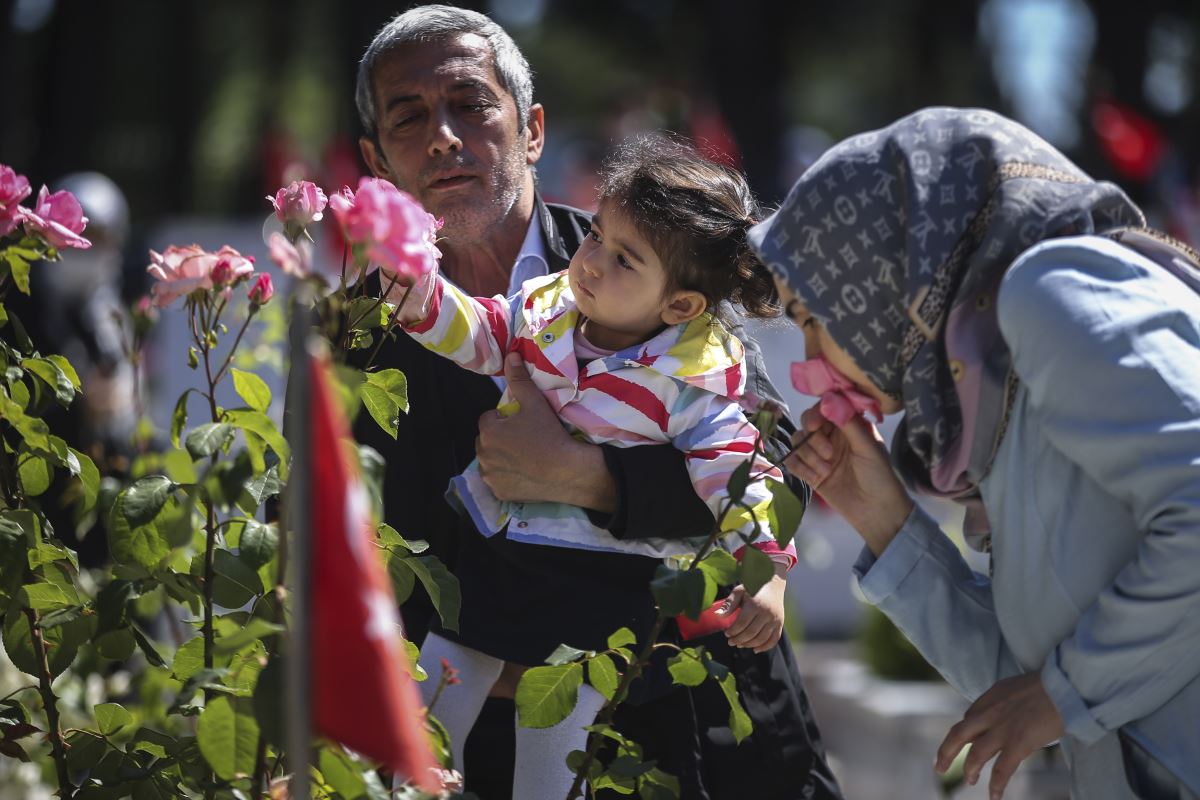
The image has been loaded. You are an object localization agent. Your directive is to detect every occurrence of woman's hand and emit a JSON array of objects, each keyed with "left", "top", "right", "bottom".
[
  {"left": 935, "top": 673, "right": 1065, "bottom": 800},
  {"left": 721, "top": 570, "right": 787, "bottom": 654},
  {"left": 783, "top": 407, "right": 914, "bottom": 556}
]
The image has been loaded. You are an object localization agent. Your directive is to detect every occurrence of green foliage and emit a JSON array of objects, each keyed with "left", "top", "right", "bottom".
[
  {"left": 196, "top": 695, "right": 260, "bottom": 780},
  {"left": 360, "top": 368, "right": 409, "bottom": 439},
  {"left": 649, "top": 564, "right": 707, "bottom": 619},
  {"left": 764, "top": 477, "right": 806, "bottom": 549},
  {"left": 231, "top": 367, "right": 272, "bottom": 412},
  {"left": 514, "top": 663, "right": 584, "bottom": 728},
  {"left": 738, "top": 544, "right": 776, "bottom": 596}
]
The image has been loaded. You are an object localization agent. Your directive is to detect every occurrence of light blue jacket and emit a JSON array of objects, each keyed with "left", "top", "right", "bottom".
[{"left": 854, "top": 236, "right": 1200, "bottom": 797}]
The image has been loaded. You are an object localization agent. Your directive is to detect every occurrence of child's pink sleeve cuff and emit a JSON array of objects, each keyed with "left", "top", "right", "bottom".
[{"left": 733, "top": 540, "right": 798, "bottom": 571}]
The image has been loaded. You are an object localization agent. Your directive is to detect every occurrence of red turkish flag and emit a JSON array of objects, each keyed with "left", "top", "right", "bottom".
[{"left": 308, "top": 353, "right": 440, "bottom": 792}]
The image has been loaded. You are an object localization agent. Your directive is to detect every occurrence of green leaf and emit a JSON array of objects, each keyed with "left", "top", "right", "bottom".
[
  {"left": 252, "top": 656, "right": 285, "bottom": 749},
  {"left": 231, "top": 368, "right": 272, "bottom": 412},
  {"left": 245, "top": 463, "right": 282, "bottom": 506},
  {"left": 4, "top": 253, "right": 30, "bottom": 295},
  {"left": 0, "top": 389, "right": 49, "bottom": 449},
  {"left": 212, "top": 549, "right": 264, "bottom": 608},
  {"left": 667, "top": 649, "right": 708, "bottom": 687},
  {"left": 586, "top": 656, "right": 618, "bottom": 700},
  {"left": 697, "top": 549, "right": 739, "bottom": 588},
  {"left": 650, "top": 565, "right": 707, "bottom": 619},
  {"left": 196, "top": 695, "right": 260, "bottom": 780},
  {"left": 765, "top": 477, "right": 805, "bottom": 549},
  {"left": 16, "top": 445, "right": 52, "bottom": 497},
  {"left": 94, "top": 702, "right": 133, "bottom": 736},
  {"left": 122, "top": 476, "right": 177, "bottom": 526},
  {"left": 385, "top": 550, "right": 417, "bottom": 604},
  {"left": 225, "top": 409, "right": 290, "bottom": 480},
  {"left": 170, "top": 390, "right": 193, "bottom": 449},
  {"left": 377, "top": 523, "right": 428, "bottom": 553},
  {"left": 607, "top": 627, "right": 636, "bottom": 649},
  {"left": 726, "top": 459, "right": 752, "bottom": 504},
  {"left": 38, "top": 605, "right": 85, "bottom": 630},
  {"left": 545, "top": 643, "right": 590, "bottom": 666},
  {"left": 319, "top": 747, "right": 370, "bottom": 800},
  {"left": 390, "top": 555, "right": 460, "bottom": 633},
  {"left": 21, "top": 357, "right": 75, "bottom": 405},
  {"left": 19, "top": 582, "right": 71, "bottom": 611},
  {"left": 639, "top": 766, "right": 682, "bottom": 800},
  {"left": 2, "top": 607, "right": 90, "bottom": 678},
  {"left": 238, "top": 520, "right": 277, "bottom": 569},
  {"left": 96, "top": 629, "right": 136, "bottom": 661},
  {"left": 65, "top": 730, "right": 109, "bottom": 772},
  {"left": 514, "top": 663, "right": 584, "bottom": 728},
  {"left": 716, "top": 672, "right": 753, "bottom": 743},
  {"left": 738, "top": 545, "right": 775, "bottom": 597},
  {"left": 107, "top": 493, "right": 170, "bottom": 571},
  {"left": 361, "top": 368, "right": 409, "bottom": 439},
  {"left": 170, "top": 637, "right": 207, "bottom": 682},
  {"left": 70, "top": 448, "right": 99, "bottom": 514},
  {"left": 185, "top": 422, "right": 234, "bottom": 459},
  {"left": 214, "top": 618, "right": 282, "bottom": 655},
  {"left": 130, "top": 622, "right": 167, "bottom": 667},
  {"left": 44, "top": 355, "right": 81, "bottom": 392}
]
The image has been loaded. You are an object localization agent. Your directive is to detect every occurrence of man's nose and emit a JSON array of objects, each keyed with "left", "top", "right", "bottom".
[{"left": 427, "top": 111, "right": 463, "bottom": 157}]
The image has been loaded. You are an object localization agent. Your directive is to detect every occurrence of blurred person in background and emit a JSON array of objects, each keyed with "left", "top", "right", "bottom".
[{"left": 351, "top": 5, "right": 841, "bottom": 798}]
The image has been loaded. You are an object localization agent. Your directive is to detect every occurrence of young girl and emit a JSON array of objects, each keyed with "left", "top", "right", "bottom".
[{"left": 394, "top": 136, "right": 798, "bottom": 798}]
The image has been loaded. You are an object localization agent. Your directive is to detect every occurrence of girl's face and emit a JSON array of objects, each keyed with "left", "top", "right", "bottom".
[
  {"left": 775, "top": 276, "right": 903, "bottom": 415},
  {"left": 568, "top": 203, "right": 704, "bottom": 351}
]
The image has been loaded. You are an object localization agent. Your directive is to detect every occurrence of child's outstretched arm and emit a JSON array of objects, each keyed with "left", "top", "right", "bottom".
[{"left": 392, "top": 267, "right": 518, "bottom": 376}]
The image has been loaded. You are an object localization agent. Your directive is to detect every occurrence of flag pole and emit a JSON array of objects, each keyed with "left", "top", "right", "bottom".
[{"left": 285, "top": 283, "right": 315, "bottom": 800}]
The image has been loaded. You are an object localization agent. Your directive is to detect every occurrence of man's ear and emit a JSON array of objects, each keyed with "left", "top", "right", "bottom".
[
  {"left": 360, "top": 136, "right": 393, "bottom": 180},
  {"left": 525, "top": 103, "right": 545, "bottom": 166},
  {"left": 661, "top": 290, "right": 707, "bottom": 325}
]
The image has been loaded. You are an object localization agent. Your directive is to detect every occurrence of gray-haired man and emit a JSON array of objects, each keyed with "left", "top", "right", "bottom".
[{"left": 351, "top": 7, "right": 841, "bottom": 799}]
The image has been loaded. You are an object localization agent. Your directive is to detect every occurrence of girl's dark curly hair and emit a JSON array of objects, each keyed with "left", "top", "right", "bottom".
[{"left": 598, "top": 134, "right": 780, "bottom": 320}]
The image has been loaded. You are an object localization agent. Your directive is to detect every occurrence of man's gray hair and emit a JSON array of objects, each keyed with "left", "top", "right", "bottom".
[{"left": 355, "top": 4, "right": 534, "bottom": 139}]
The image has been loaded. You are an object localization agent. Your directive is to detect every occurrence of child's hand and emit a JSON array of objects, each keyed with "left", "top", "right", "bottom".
[{"left": 720, "top": 571, "right": 787, "bottom": 654}]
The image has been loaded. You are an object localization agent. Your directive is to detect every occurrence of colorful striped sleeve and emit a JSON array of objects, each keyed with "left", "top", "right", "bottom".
[
  {"left": 401, "top": 275, "right": 517, "bottom": 376},
  {"left": 670, "top": 389, "right": 798, "bottom": 569}
]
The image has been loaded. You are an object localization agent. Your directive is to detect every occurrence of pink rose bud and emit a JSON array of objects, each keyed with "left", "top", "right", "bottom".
[
  {"left": 790, "top": 356, "right": 883, "bottom": 426},
  {"left": 248, "top": 273, "right": 274, "bottom": 306},
  {"left": 20, "top": 185, "right": 91, "bottom": 250},
  {"left": 329, "top": 177, "right": 442, "bottom": 281},
  {"left": 211, "top": 258, "right": 235, "bottom": 287},
  {"left": 0, "top": 164, "right": 32, "bottom": 238},
  {"left": 267, "top": 180, "right": 328, "bottom": 227}
]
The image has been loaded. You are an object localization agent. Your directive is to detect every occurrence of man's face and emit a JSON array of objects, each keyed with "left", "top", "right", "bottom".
[{"left": 360, "top": 34, "right": 542, "bottom": 245}]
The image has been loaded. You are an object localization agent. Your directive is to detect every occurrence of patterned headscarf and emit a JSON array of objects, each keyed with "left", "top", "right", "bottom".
[{"left": 749, "top": 107, "right": 1143, "bottom": 535}]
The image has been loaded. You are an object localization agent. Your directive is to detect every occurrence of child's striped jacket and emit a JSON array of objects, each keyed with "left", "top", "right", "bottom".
[{"left": 403, "top": 269, "right": 798, "bottom": 563}]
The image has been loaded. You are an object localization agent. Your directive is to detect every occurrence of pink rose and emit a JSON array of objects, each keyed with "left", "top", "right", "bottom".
[
  {"left": 146, "top": 244, "right": 254, "bottom": 308},
  {"left": 0, "top": 165, "right": 31, "bottom": 238},
  {"left": 329, "top": 177, "right": 442, "bottom": 281},
  {"left": 267, "top": 231, "right": 313, "bottom": 278},
  {"left": 248, "top": 273, "right": 274, "bottom": 306},
  {"left": 790, "top": 356, "right": 883, "bottom": 427},
  {"left": 268, "top": 180, "right": 328, "bottom": 228},
  {"left": 20, "top": 186, "right": 91, "bottom": 250}
]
